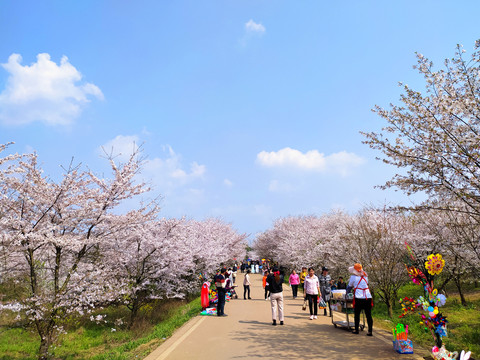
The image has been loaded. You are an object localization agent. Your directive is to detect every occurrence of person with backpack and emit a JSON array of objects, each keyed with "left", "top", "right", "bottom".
[
  {"left": 348, "top": 263, "right": 373, "bottom": 336},
  {"left": 267, "top": 267, "right": 284, "bottom": 326}
]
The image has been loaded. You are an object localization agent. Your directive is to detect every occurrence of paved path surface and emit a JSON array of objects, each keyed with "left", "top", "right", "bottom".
[{"left": 145, "top": 273, "right": 430, "bottom": 360}]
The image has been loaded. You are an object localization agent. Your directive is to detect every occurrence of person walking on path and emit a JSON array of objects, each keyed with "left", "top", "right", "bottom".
[
  {"left": 348, "top": 263, "right": 373, "bottom": 336},
  {"left": 215, "top": 268, "right": 228, "bottom": 317},
  {"left": 299, "top": 267, "right": 308, "bottom": 293},
  {"left": 304, "top": 267, "right": 321, "bottom": 320},
  {"left": 289, "top": 269, "right": 300, "bottom": 299},
  {"left": 232, "top": 264, "right": 238, "bottom": 284},
  {"left": 243, "top": 269, "right": 252, "bottom": 299},
  {"left": 267, "top": 266, "right": 284, "bottom": 326},
  {"left": 319, "top": 266, "right": 332, "bottom": 316},
  {"left": 262, "top": 271, "right": 270, "bottom": 300}
]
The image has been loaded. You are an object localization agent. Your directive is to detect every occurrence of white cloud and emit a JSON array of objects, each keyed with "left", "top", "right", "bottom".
[
  {"left": 256, "top": 147, "right": 366, "bottom": 176},
  {"left": 245, "top": 19, "right": 266, "bottom": 34},
  {"left": 223, "top": 178, "right": 233, "bottom": 187},
  {"left": 0, "top": 53, "right": 103, "bottom": 126},
  {"left": 143, "top": 145, "right": 206, "bottom": 187},
  {"left": 100, "top": 135, "right": 140, "bottom": 162}
]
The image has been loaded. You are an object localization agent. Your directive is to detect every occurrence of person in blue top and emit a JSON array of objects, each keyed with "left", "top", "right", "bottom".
[{"left": 348, "top": 263, "right": 373, "bottom": 336}]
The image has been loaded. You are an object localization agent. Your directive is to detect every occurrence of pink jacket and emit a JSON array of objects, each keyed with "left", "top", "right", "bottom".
[{"left": 289, "top": 273, "right": 300, "bottom": 285}]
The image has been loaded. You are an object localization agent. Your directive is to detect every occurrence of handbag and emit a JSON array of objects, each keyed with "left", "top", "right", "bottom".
[
  {"left": 302, "top": 299, "right": 307, "bottom": 311},
  {"left": 318, "top": 297, "right": 327, "bottom": 309}
]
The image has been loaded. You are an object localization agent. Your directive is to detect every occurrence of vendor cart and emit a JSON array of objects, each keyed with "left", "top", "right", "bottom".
[{"left": 330, "top": 298, "right": 364, "bottom": 331}]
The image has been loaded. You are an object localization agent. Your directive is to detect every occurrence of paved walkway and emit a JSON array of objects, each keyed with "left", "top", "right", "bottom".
[{"left": 145, "top": 273, "right": 430, "bottom": 360}]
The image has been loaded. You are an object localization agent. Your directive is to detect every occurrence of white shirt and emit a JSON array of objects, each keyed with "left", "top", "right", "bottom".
[
  {"left": 243, "top": 273, "right": 251, "bottom": 286},
  {"left": 348, "top": 275, "right": 372, "bottom": 299},
  {"left": 304, "top": 275, "right": 320, "bottom": 295}
]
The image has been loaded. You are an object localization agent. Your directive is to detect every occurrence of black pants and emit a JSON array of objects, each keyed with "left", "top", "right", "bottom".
[
  {"left": 291, "top": 285, "right": 298, "bottom": 297},
  {"left": 217, "top": 289, "right": 226, "bottom": 315},
  {"left": 306, "top": 294, "right": 318, "bottom": 315},
  {"left": 354, "top": 298, "right": 373, "bottom": 332},
  {"left": 244, "top": 285, "right": 250, "bottom": 299},
  {"left": 264, "top": 288, "right": 270, "bottom": 299}
]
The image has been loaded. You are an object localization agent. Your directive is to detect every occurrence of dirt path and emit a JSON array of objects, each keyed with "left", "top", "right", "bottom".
[{"left": 145, "top": 273, "right": 429, "bottom": 360}]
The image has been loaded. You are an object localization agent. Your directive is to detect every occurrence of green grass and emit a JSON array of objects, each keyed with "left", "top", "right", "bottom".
[
  {"left": 0, "top": 297, "right": 202, "bottom": 360},
  {"left": 371, "top": 284, "right": 480, "bottom": 358}
]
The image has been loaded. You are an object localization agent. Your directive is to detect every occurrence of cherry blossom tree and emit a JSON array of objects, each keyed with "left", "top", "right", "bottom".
[
  {"left": 342, "top": 209, "right": 412, "bottom": 317},
  {"left": 0, "top": 143, "right": 248, "bottom": 359},
  {"left": 362, "top": 40, "right": 480, "bottom": 220},
  {"left": 0, "top": 147, "right": 151, "bottom": 359},
  {"left": 410, "top": 208, "right": 477, "bottom": 305}
]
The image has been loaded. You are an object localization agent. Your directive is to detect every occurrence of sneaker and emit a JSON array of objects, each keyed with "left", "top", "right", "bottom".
[
  {"left": 314, "top": 315, "right": 317, "bottom": 319},
  {"left": 309, "top": 315, "right": 314, "bottom": 320},
  {"left": 367, "top": 332, "right": 373, "bottom": 336},
  {"left": 280, "top": 321, "right": 284, "bottom": 325},
  {"left": 272, "top": 320, "right": 277, "bottom": 326},
  {"left": 352, "top": 330, "right": 359, "bottom": 334}
]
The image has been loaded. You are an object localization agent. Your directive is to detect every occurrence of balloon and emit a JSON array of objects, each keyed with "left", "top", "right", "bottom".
[
  {"left": 429, "top": 311, "right": 436, "bottom": 317},
  {"left": 428, "top": 306, "right": 434, "bottom": 312}
]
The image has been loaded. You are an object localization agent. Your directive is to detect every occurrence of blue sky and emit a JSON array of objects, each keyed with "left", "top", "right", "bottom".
[{"left": 0, "top": 1, "right": 479, "bottom": 238}]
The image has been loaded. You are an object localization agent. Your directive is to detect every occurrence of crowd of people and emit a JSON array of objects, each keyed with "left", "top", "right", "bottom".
[{"left": 212, "top": 260, "right": 373, "bottom": 336}]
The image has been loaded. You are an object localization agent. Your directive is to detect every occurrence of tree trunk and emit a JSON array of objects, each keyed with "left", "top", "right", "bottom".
[
  {"left": 383, "top": 292, "right": 393, "bottom": 318},
  {"left": 454, "top": 277, "right": 467, "bottom": 306},
  {"left": 38, "top": 333, "right": 53, "bottom": 360},
  {"left": 129, "top": 297, "right": 140, "bottom": 328}
]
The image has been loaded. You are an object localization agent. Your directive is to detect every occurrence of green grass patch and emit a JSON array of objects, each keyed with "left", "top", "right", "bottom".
[
  {"left": 0, "top": 297, "right": 202, "bottom": 360},
  {"left": 371, "top": 286, "right": 480, "bottom": 359}
]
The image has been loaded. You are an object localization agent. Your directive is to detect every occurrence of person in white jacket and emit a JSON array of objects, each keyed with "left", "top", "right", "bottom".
[
  {"left": 243, "top": 269, "right": 252, "bottom": 299},
  {"left": 348, "top": 263, "right": 373, "bottom": 336}
]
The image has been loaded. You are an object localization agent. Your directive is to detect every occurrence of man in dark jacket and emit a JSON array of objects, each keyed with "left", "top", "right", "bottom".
[
  {"left": 214, "top": 268, "right": 228, "bottom": 316},
  {"left": 337, "top": 276, "right": 347, "bottom": 290}
]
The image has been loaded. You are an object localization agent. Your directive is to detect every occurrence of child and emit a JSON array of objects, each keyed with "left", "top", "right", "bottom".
[{"left": 263, "top": 271, "right": 270, "bottom": 300}]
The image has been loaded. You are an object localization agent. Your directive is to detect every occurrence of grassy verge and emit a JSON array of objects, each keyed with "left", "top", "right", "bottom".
[
  {"left": 0, "top": 297, "right": 202, "bottom": 360},
  {"left": 371, "top": 284, "right": 480, "bottom": 358}
]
